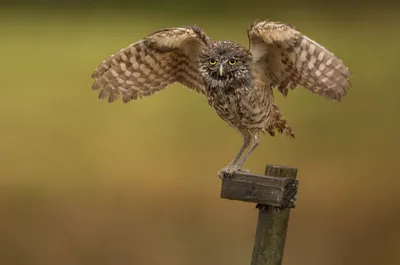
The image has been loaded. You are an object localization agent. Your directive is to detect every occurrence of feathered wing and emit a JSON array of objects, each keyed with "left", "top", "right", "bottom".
[
  {"left": 91, "top": 25, "right": 210, "bottom": 103},
  {"left": 248, "top": 20, "right": 351, "bottom": 101}
]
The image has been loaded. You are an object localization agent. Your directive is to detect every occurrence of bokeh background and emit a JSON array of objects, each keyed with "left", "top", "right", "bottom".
[{"left": 1, "top": 1, "right": 399, "bottom": 265}]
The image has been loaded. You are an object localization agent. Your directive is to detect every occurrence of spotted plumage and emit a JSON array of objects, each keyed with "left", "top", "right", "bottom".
[{"left": 91, "top": 21, "right": 351, "bottom": 178}]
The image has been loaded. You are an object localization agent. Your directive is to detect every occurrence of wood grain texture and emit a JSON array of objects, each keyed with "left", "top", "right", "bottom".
[
  {"left": 250, "top": 164, "right": 298, "bottom": 265},
  {"left": 220, "top": 170, "right": 298, "bottom": 208}
]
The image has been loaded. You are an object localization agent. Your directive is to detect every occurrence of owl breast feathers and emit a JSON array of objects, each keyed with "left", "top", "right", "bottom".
[{"left": 91, "top": 20, "right": 350, "bottom": 104}]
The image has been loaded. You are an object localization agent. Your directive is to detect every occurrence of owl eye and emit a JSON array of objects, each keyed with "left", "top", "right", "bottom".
[
  {"left": 209, "top": 59, "right": 217, "bottom": 65},
  {"left": 228, "top": 59, "right": 237, "bottom": 65}
]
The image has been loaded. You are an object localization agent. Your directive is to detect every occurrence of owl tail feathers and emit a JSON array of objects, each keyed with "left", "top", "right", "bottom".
[{"left": 264, "top": 103, "right": 295, "bottom": 139}]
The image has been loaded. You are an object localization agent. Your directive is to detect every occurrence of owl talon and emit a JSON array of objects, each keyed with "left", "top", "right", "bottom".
[{"left": 218, "top": 165, "right": 249, "bottom": 179}]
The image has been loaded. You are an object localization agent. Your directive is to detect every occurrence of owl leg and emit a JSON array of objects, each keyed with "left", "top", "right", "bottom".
[
  {"left": 218, "top": 132, "right": 251, "bottom": 179},
  {"left": 236, "top": 133, "right": 260, "bottom": 167},
  {"left": 231, "top": 132, "right": 251, "bottom": 165}
]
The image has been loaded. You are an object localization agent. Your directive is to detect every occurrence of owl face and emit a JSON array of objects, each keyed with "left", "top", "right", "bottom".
[{"left": 198, "top": 41, "right": 252, "bottom": 89}]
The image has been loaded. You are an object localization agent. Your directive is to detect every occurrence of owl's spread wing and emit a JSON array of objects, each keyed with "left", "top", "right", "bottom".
[
  {"left": 248, "top": 21, "right": 351, "bottom": 101},
  {"left": 91, "top": 25, "right": 210, "bottom": 103}
]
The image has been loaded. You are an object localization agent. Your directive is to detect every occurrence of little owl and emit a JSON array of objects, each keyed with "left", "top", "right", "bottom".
[{"left": 91, "top": 20, "right": 351, "bottom": 178}]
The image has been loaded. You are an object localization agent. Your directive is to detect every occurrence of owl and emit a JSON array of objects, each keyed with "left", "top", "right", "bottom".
[{"left": 91, "top": 20, "right": 351, "bottom": 178}]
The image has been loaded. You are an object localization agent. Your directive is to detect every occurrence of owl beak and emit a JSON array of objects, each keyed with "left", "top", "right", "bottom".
[{"left": 218, "top": 65, "right": 224, "bottom": 76}]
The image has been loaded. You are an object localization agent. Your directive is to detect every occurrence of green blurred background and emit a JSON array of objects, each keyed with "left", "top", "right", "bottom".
[{"left": 1, "top": 1, "right": 399, "bottom": 265}]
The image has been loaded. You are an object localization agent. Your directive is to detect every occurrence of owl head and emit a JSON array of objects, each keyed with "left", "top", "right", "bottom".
[{"left": 198, "top": 40, "right": 252, "bottom": 89}]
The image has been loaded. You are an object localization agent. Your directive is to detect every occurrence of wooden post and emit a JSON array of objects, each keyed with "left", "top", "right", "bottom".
[{"left": 220, "top": 164, "right": 299, "bottom": 265}]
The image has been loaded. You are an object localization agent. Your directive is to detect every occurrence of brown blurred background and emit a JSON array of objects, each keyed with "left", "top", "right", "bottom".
[{"left": 1, "top": 1, "right": 399, "bottom": 265}]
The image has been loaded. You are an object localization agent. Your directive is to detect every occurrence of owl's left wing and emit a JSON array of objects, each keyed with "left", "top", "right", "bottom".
[{"left": 248, "top": 21, "right": 351, "bottom": 101}]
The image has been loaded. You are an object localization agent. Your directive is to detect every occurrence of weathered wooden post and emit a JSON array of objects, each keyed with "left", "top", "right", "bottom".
[{"left": 221, "top": 164, "right": 299, "bottom": 265}]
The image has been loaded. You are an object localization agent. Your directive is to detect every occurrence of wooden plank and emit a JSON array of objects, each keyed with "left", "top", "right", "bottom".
[{"left": 220, "top": 170, "right": 298, "bottom": 208}]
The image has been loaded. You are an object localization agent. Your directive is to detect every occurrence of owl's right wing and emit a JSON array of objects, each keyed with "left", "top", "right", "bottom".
[{"left": 91, "top": 25, "right": 210, "bottom": 103}]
